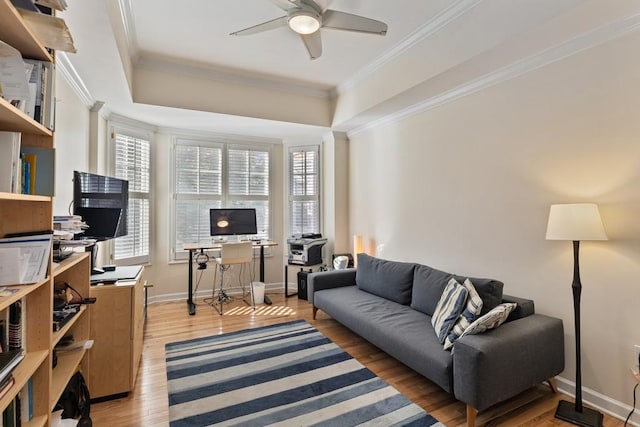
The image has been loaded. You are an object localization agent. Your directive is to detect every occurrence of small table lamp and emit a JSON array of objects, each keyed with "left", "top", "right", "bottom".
[{"left": 546, "top": 203, "right": 607, "bottom": 427}]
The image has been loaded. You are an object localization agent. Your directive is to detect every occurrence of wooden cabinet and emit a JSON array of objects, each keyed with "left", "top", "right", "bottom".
[
  {"left": 88, "top": 267, "right": 145, "bottom": 398},
  {"left": 0, "top": 1, "right": 84, "bottom": 425}
]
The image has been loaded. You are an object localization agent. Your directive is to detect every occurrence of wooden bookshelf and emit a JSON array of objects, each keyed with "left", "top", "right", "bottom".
[{"left": 0, "top": 1, "right": 83, "bottom": 424}]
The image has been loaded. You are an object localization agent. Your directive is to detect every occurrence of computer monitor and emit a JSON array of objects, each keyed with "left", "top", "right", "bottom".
[
  {"left": 73, "top": 171, "right": 128, "bottom": 240},
  {"left": 209, "top": 208, "right": 257, "bottom": 237}
]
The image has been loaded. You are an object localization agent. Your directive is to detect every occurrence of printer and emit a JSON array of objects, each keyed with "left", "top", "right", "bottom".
[{"left": 287, "top": 233, "right": 327, "bottom": 266}]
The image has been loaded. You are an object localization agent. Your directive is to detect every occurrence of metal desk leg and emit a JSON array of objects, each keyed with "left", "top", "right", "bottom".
[
  {"left": 258, "top": 244, "right": 272, "bottom": 305},
  {"left": 187, "top": 249, "right": 196, "bottom": 315},
  {"left": 259, "top": 244, "right": 265, "bottom": 282}
]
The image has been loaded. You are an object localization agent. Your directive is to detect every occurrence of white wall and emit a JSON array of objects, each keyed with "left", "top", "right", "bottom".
[
  {"left": 348, "top": 29, "right": 640, "bottom": 416},
  {"left": 53, "top": 71, "right": 90, "bottom": 216}
]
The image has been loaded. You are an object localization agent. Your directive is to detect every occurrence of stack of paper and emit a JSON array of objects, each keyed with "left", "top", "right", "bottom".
[
  {"left": 53, "top": 216, "right": 87, "bottom": 235},
  {"left": 0, "top": 233, "right": 52, "bottom": 286}
]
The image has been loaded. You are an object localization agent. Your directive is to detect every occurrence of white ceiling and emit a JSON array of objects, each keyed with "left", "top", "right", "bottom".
[
  {"left": 57, "top": 0, "right": 640, "bottom": 140},
  {"left": 59, "top": 0, "right": 443, "bottom": 139}
]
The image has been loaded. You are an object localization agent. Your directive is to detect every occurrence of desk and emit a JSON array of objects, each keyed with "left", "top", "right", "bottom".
[
  {"left": 183, "top": 241, "right": 278, "bottom": 315},
  {"left": 88, "top": 266, "right": 145, "bottom": 399}
]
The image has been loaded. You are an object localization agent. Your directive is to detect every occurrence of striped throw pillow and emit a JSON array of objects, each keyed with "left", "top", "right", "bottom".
[
  {"left": 431, "top": 278, "right": 469, "bottom": 343},
  {"left": 443, "top": 278, "right": 483, "bottom": 350},
  {"left": 458, "top": 302, "right": 517, "bottom": 339}
]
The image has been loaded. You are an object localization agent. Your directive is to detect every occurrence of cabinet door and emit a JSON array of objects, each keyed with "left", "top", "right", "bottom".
[{"left": 88, "top": 285, "right": 133, "bottom": 398}]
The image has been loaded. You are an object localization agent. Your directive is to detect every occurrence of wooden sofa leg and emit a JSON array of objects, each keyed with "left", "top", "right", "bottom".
[
  {"left": 467, "top": 405, "right": 478, "bottom": 427},
  {"left": 547, "top": 377, "right": 558, "bottom": 393},
  {"left": 312, "top": 306, "right": 318, "bottom": 320}
]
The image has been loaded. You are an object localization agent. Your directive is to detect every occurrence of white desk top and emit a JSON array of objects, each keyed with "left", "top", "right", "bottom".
[{"left": 182, "top": 240, "right": 278, "bottom": 250}]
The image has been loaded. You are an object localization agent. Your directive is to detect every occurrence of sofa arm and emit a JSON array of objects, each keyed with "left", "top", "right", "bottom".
[
  {"left": 307, "top": 269, "right": 357, "bottom": 305},
  {"left": 453, "top": 313, "right": 564, "bottom": 412}
]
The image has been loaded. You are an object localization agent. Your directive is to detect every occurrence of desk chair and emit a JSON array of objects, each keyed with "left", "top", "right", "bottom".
[{"left": 212, "top": 241, "right": 254, "bottom": 314}]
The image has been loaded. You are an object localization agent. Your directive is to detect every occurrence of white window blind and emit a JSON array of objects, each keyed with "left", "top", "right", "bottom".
[
  {"left": 289, "top": 146, "right": 320, "bottom": 235},
  {"left": 113, "top": 130, "right": 151, "bottom": 264},
  {"left": 173, "top": 140, "right": 270, "bottom": 257}
]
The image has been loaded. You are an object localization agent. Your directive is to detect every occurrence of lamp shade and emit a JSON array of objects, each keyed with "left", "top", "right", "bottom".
[{"left": 545, "top": 203, "right": 607, "bottom": 241}]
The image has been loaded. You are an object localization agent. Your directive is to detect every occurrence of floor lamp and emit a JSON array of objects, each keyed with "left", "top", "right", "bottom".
[{"left": 546, "top": 203, "right": 607, "bottom": 427}]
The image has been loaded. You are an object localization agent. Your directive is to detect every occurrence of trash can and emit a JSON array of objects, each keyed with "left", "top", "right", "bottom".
[{"left": 251, "top": 282, "right": 265, "bottom": 304}]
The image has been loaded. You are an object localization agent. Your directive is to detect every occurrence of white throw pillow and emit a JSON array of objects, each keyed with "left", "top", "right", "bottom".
[
  {"left": 431, "top": 278, "right": 468, "bottom": 343},
  {"left": 458, "top": 302, "right": 517, "bottom": 339},
  {"left": 443, "top": 278, "right": 483, "bottom": 350}
]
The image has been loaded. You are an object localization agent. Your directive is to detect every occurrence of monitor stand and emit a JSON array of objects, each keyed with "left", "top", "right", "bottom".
[{"left": 86, "top": 243, "right": 104, "bottom": 275}]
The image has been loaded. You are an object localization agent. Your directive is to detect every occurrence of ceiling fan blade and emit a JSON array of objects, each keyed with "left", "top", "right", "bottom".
[
  {"left": 268, "top": 0, "right": 296, "bottom": 11},
  {"left": 230, "top": 15, "right": 288, "bottom": 36},
  {"left": 322, "top": 10, "right": 388, "bottom": 35},
  {"left": 300, "top": 31, "right": 322, "bottom": 60}
]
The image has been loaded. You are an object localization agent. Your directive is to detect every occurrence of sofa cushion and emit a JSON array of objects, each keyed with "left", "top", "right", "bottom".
[
  {"left": 355, "top": 253, "right": 416, "bottom": 305},
  {"left": 411, "top": 264, "right": 454, "bottom": 316},
  {"left": 454, "top": 275, "right": 504, "bottom": 315},
  {"left": 444, "top": 278, "right": 483, "bottom": 350},
  {"left": 431, "top": 278, "right": 469, "bottom": 343},
  {"left": 459, "top": 302, "right": 517, "bottom": 338},
  {"left": 313, "top": 285, "right": 455, "bottom": 392}
]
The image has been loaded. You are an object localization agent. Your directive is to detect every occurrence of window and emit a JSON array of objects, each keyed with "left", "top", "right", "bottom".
[
  {"left": 173, "top": 138, "right": 271, "bottom": 258},
  {"left": 111, "top": 127, "right": 151, "bottom": 265},
  {"left": 289, "top": 145, "right": 320, "bottom": 235}
]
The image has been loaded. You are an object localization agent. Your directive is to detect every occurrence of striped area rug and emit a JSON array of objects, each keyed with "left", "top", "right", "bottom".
[{"left": 165, "top": 320, "right": 443, "bottom": 426}]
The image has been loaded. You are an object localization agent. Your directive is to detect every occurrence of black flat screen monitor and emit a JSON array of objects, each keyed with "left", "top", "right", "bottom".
[
  {"left": 73, "top": 171, "right": 129, "bottom": 241},
  {"left": 210, "top": 208, "right": 257, "bottom": 236}
]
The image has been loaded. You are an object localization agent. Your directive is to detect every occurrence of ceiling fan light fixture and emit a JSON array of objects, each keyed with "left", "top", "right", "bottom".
[{"left": 288, "top": 11, "right": 320, "bottom": 34}]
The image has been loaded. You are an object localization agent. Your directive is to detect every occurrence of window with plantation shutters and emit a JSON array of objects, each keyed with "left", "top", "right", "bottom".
[
  {"left": 289, "top": 146, "right": 320, "bottom": 235},
  {"left": 112, "top": 129, "right": 151, "bottom": 264},
  {"left": 173, "top": 139, "right": 271, "bottom": 258}
]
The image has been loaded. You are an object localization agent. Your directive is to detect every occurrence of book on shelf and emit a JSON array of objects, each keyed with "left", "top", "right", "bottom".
[
  {"left": 8, "top": 302, "right": 21, "bottom": 352},
  {"left": 35, "top": 0, "right": 67, "bottom": 11},
  {"left": 0, "top": 132, "right": 21, "bottom": 194},
  {"left": 18, "top": 377, "right": 32, "bottom": 423},
  {"left": 0, "top": 318, "right": 6, "bottom": 353},
  {"left": 0, "top": 374, "right": 15, "bottom": 401},
  {"left": 19, "top": 146, "right": 55, "bottom": 196},
  {"left": 9, "top": 0, "right": 39, "bottom": 12},
  {"left": 0, "top": 349, "right": 24, "bottom": 385},
  {"left": 0, "top": 41, "right": 32, "bottom": 104},
  {"left": 0, "top": 233, "right": 52, "bottom": 286},
  {"left": 16, "top": 8, "right": 76, "bottom": 53}
]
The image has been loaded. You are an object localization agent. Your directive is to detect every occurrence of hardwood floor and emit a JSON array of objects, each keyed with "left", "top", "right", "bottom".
[{"left": 90, "top": 294, "right": 625, "bottom": 426}]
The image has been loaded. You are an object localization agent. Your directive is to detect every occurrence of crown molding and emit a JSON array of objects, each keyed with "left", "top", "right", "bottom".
[
  {"left": 108, "top": 112, "right": 158, "bottom": 132},
  {"left": 137, "top": 55, "right": 331, "bottom": 100},
  {"left": 333, "top": 0, "right": 483, "bottom": 98},
  {"left": 56, "top": 52, "right": 95, "bottom": 108},
  {"left": 160, "top": 126, "right": 282, "bottom": 145},
  {"left": 117, "top": 0, "right": 139, "bottom": 61},
  {"left": 348, "top": 11, "right": 640, "bottom": 137}
]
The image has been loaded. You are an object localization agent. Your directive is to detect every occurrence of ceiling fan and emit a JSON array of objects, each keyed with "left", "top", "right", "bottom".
[{"left": 230, "top": 0, "right": 388, "bottom": 60}]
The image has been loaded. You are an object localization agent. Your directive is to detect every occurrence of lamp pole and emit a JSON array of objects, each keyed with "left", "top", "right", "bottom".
[{"left": 572, "top": 240, "right": 583, "bottom": 413}]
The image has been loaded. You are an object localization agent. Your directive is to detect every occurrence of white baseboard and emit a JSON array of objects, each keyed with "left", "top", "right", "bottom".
[{"left": 556, "top": 376, "right": 639, "bottom": 426}]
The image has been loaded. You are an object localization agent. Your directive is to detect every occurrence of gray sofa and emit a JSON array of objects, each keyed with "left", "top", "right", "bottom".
[{"left": 308, "top": 253, "right": 564, "bottom": 427}]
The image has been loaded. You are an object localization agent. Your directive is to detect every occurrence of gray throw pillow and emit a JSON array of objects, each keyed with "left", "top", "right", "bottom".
[
  {"left": 453, "top": 275, "right": 503, "bottom": 315},
  {"left": 356, "top": 253, "right": 416, "bottom": 305}
]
